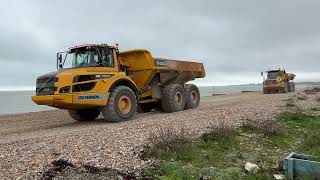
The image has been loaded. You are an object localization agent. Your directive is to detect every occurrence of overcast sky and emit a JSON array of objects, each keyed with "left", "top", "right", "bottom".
[{"left": 0, "top": 0, "right": 319, "bottom": 90}]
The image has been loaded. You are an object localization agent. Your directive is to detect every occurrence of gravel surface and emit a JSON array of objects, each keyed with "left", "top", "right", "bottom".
[{"left": 0, "top": 92, "right": 319, "bottom": 179}]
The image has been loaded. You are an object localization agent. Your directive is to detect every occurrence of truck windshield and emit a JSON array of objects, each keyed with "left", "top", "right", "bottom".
[
  {"left": 58, "top": 48, "right": 114, "bottom": 69},
  {"left": 267, "top": 71, "right": 280, "bottom": 79}
]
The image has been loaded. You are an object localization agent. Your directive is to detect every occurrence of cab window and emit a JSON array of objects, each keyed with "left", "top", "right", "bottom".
[
  {"left": 101, "top": 48, "right": 114, "bottom": 67},
  {"left": 59, "top": 48, "right": 114, "bottom": 69}
]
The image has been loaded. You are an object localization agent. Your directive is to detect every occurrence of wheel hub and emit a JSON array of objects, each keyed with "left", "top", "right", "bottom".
[
  {"left": 175, "top": 92, "right": 182, "bottom": 105},
  {"left": 118, "top": 95, "right": 132, "bottom": 114},
  {"left": 191, "top": 91, "right": 197, "bottom": 103}
]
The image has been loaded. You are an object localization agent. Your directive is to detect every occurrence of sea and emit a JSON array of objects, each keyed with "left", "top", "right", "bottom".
[{"left": 0, "top": 84, "right": 313, "bottom": 115}]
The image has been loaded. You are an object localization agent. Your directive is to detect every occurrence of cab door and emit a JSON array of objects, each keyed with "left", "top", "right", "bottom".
[
  {"left": 94, "top": 48, "right": 118, "bottom": 73},
  {"left": 93, "top": 48, "right": 119, "bottom": 95}
]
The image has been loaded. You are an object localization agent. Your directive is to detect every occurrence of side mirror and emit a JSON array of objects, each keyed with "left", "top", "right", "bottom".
[{"left": 58, "top": 54, "right": 63, "bottom": 69}]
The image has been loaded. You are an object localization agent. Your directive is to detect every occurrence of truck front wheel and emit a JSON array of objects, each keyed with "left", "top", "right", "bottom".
[
  {"left": 185, "top": 84, "right": 200, "bottom": 109},
  {"left": 280, "top": 82, "right": 289, "bottom": 93},
  {"left": 102, "top": 86, "right": 137, "bottom": 123},
  {"left": 161, "top": 84, "right": 186, "bottom": 112},
  {"left": 68, "top": 109, "right": 100, "bottom": 121}
]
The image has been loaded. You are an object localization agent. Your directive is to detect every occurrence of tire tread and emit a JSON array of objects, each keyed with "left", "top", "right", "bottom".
[
  {"left": 185, "top": 84, "right": 200, "bottom": 109},
  {"left": 102, "top": 86, "right": 137, "bottom": 123},
  {"left": 161, "top": 84, "right": 186, "bottom": 112}
]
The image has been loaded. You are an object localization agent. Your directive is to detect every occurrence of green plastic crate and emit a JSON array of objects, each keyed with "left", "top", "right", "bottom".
[{"left": 284, "top": 152, "right": 320, "bottom": 179}]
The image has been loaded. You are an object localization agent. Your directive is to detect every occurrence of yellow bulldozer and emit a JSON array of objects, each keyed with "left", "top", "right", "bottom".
[
  {"left": 262, "top": 69, "right": 296, "bottom": 94},
  {"left": 32, "top": 44, "right": 205, "bottom": 122}
]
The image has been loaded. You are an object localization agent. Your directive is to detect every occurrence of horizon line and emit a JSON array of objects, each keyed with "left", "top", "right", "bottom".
[{"left": 0, "top": 81, "right": 319, "bottom": 91}]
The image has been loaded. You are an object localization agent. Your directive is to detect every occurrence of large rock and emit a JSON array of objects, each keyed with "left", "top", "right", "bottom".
[
  {"left": 273, "top": 174, "right": 285, "bottom": 180},
  {"left": 245, "top": 162, "right": 260, "bottom": 173}
]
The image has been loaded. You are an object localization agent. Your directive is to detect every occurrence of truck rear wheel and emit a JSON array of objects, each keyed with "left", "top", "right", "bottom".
[
  {"left": 288, "top": 83, "right": 292, "bottom": 92},
  {"left": 102, "top": 86, "right": 137, "bottom": 123},
  {"left": 161, "top": 84, "right": 186, "bottom": 112},
  {"left": 291, "top": 82, "right": 296, "bottom": 92},
  {"left": 185, "top": 84, "right": 200, "bottom": 109},
  {"left": 289, "top": 82, "right": 295, "bottom": 92},
  {"left": 68, "top": 109, "right": 100, "bottom": 121}
]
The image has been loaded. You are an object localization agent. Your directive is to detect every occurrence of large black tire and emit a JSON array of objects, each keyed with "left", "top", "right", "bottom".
[
  {"left": 184, "top": 84, "right": 200, "bottom": 109},
  {"left": 102, "top": 86, "right": 137, "bottom": 123},
  {"left": 290, "top": 82, "right": 296, "bottom": 92},
  {"left": 280, "top": 82, "right": 289, "bottom": 93},
  {"left": 161, "top": 84, "right": 186, "bottom": 113},
  {"left": 137, "top": 103, "right": 156, "bottom": 113},
  {"left": 292, "top": 82, "right": 296, "bottom": 92},
  {"left": 68, "top": 109, "right": 100, "bottom": 121},
  {"left": 288, "top": 82, "right": 292, "bottom": 92}
]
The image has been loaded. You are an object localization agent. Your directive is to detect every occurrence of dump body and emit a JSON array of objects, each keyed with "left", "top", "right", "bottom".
[
  {"left": 263, "top": 69, "right": 296, "bottom": 94},
  {"left": 119, "top": 49, "right": 205, "bottom": 89},
  {"left": 287, "top": 73, "right": 296, "bottom": 80}
]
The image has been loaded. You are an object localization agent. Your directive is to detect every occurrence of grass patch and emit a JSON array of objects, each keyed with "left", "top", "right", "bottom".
[
  {"left": 279, "top": 112, "right": 320, "bottom": 156},
  {"left": 241, "top": 118, "right": 285, "bottom": 136},
  {"left": 147, "top": 128, "right": 191, "bottom": 152},
  {"left": 141, "top": 113, "right": 320, "bottom": 179},
  {"left": 201, "top": 120, "right": 237, "bottom": 141}
]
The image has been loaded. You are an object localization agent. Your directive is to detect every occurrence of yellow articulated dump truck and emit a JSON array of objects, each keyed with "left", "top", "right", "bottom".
[
  {"left": 261, "top": 69, "right": 296, "bottom": 94},
  {"left": 32, "top": 44, "right": 205, "bottom": 122}
]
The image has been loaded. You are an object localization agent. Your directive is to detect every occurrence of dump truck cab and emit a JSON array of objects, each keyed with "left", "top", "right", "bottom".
[
  {"left": 33, "top": 44, "right": 133, "bottom": 109},
  {"left": 32, "top": 43, "right": 205, "bottom": 122},
  {"left": 262, "top": 69, "right": 296, "bottom": 94}
]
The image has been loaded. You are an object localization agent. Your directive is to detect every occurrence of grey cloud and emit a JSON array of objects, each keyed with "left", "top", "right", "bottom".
[{"left": 0, "top": 0, "right": 320, "bottom": 87}]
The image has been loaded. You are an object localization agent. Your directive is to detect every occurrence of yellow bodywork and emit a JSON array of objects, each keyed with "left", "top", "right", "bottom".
[
  {"left": 32, "top": 68, "right": 135, "bottom": 109},
  {"left": 32, "top": 47, "right": 205, "bottom": 110},
  {"left": 263, "top": 70, "right": 296, "bottom": 93},
  {"left": 119, "top": 49, "right": 205, "bottom": 87},
  {"left": 264, "top": 76, "right": 285, "bottom": 89},
  {"left": 32, "top": 48, "right": 137, "bottom": 110},
  {"left": 119, "top": 49, "right": 156, "bottom": 89}
]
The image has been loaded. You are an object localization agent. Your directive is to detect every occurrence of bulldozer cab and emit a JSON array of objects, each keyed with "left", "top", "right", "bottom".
[{"left": 57, "top": 44, "right": 117, "bottom": 70}]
